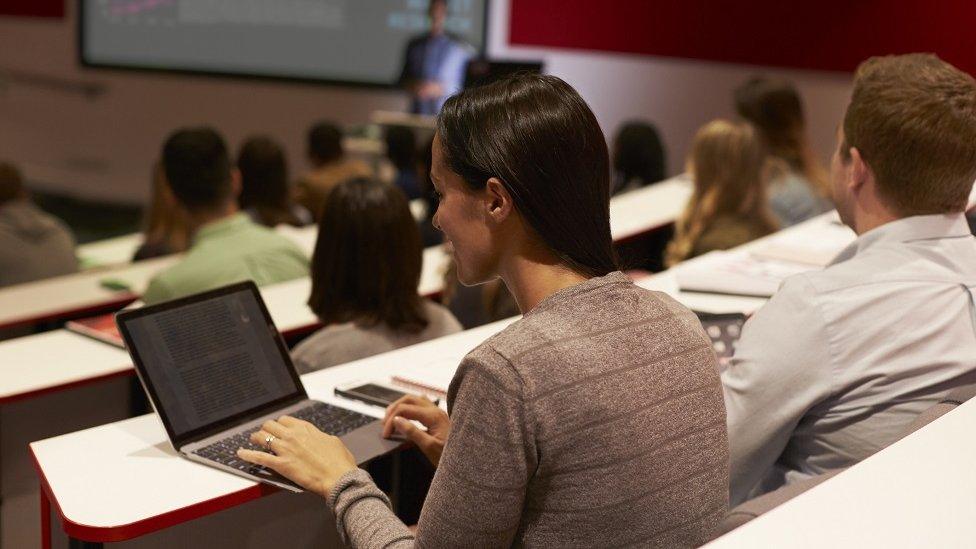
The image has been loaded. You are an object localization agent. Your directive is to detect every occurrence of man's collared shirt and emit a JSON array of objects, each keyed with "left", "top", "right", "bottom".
[
  {"left": 142, "top": 213, "right": 309, "bottom": 305},
  {"left": 724, "top": 213, "right": 976, "bottom": 505}
]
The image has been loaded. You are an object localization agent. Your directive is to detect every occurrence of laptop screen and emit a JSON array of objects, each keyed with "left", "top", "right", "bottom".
[{"left": 118, "top": 282, "right": 304, "bottom": 444}]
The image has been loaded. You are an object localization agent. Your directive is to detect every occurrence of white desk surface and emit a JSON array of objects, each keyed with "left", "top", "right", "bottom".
[
  {"left": 0, "top": 255, "right": 177, "bottom": 330},
  {"left": 0, "top": 331, "right": 132, "bottom": 404},
  {"left": 76, "top": 233, "right": 145, "bottom": 270},
  {"left": 29, "top": 319, "right": 513, "bottom": 538},
  {"left": 704, "top": 398, "right": 976, "bottom": 548},
  {"left": 610, "top": 175, "right": 691, "bottom": 240}
]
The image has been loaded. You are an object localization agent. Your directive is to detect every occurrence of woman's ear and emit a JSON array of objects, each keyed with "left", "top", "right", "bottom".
[{"left": 484, "top": 177, "right": 514, "bottom": 224}]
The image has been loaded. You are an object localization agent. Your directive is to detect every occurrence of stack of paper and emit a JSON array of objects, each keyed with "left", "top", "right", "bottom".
[
  {"left": 750, "top": 221, "right": 855, "bottom": 267},
  {"left": 674, "top": 250, "right": 814, "bottom": 298}
]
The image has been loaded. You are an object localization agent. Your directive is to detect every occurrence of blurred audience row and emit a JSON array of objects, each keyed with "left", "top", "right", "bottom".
[{"left": 1, "top": 76, "right": 838, "bottom": 360}]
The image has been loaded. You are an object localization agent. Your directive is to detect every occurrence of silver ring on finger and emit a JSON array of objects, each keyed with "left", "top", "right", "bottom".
[{"left": 264, "top": 434, "right": 276, "bottom": 452}]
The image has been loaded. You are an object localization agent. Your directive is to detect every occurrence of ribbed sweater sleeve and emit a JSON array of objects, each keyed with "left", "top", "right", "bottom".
[{"left": 328, "top": 468, "right": 415, "bottom": 548}]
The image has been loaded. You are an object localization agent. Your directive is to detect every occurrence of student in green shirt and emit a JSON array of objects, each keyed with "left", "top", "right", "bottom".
[{"left": 142, "top": 127, "right": 309, "bottom": 305}]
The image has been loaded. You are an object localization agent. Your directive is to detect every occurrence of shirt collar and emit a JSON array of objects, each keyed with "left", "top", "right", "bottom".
[
  {"left": 830, "top": 213, "right": 972, "bottom": 265},
  {"left": 192, "top": 212, "right": 251, "bottom": 245}
]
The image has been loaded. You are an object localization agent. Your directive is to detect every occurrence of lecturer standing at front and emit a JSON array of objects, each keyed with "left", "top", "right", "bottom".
[{"left": 398, "top": 0, "right": 473, "bottom": 115}]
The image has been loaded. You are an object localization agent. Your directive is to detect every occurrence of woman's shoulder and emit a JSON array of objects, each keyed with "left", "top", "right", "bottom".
[
  {"left": 421, "top": 300, "right": 464, "bottom": 336},
  {"left": 452, "top": 275, "right": 708, "bottom": 400},
  {"left": 291, "top": 322, "right": 385, "bottom": 374}
]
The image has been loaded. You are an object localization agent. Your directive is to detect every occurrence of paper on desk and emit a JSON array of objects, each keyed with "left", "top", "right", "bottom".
[
  {"left": 749, "top": 222, "right": 855, "bottom": 267},
  {"left": 674, "top": 250, "right": 815, "bottom": 298}
]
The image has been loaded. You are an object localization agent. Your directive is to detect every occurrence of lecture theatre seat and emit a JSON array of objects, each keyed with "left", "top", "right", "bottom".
[{"left": 713, "top": 383, "right": 976, "bottom": 539}]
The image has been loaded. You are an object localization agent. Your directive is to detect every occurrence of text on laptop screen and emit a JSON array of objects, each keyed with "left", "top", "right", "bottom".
[{"left": 125, "top": 288, "right": 301, "bottom": 439}]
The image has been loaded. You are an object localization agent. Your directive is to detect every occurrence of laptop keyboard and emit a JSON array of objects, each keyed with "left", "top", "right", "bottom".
[{"left": 192, "top": 402, "right": 376, "bottom": 483}]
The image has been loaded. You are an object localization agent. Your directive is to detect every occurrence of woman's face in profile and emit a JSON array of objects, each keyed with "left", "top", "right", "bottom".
[{"left": 430, "top": 134, "right": 496, "bottom": 286}]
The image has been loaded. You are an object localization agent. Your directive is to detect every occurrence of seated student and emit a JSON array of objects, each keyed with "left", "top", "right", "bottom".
[
  {"left": 294, "top": 121, "right": 372, "bottom": 220},
  {"left": 665, "top": 120, "right": 779, "bottom": 266},
  {"left": 237, "top": 135, "right": 312, "bottom": 228},
  {"left": 724, "top": 54, "right": 976, "bottom": 505},
  {"left": 239, "top": 74, "right": 729, "bottom": 547},
  {"left": 133, "top": 161, "right": 189, "bottom": 261},
  {"left": 381, "top": 125, "right": 423, "bottom": 200},
  {"left": 416, "top": 137, "right": 443, "bottom": 248},
  {"left": 611, "top": 120, "right": 667, "bottom": 195},
  {"left": 291, "top": 177, "right": 461, "bottom": 373},
  {"left": 0, "top": 161, "right": 78, "bottom": 287},
  {"left": 735, "top": 77, "right": 832, "bottom": 226},
  {"left": 142, "top": 127, "right": 309, "bottom": 305}
]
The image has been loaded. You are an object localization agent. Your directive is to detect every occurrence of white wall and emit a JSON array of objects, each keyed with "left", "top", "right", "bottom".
[{"left": 0, "top": 1, "right": 853, "bottom": 204}]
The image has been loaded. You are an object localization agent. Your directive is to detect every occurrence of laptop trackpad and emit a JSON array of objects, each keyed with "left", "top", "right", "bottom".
[{"left": 343, "top": 420, "right": 404, "bottom": 464}]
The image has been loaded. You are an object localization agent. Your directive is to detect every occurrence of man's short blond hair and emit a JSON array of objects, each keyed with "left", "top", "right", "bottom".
[{"left": 843, "top": 53, "right": 976, "bottom": 215}]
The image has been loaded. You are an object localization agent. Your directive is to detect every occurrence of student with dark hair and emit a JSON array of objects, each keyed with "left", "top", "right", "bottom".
[
  {"left": 237, "top": 135, "right": 311, "bottom": 228},
  {"left": 734, "top": 77, "right": 832, "bottom": 226},
  {"left": 0, "top": 161, "right": 78, "bottom": 287},
  {"left": 725, "top": 54, "right": 976, "bottom": 505},
  {"left": 291, "top": 177, "right": 460, "bottom": 373},
  {"left": 611, "top": 120, "right": 667, "bottom": 194},
  {"left": 416, "top": 137, "right": 442, "bottom": 248},
  {"left": 382, "top": 125, "right": 422, "bottom": 200},
  {"left": 294, "top": 121, "right": 372, "bottom": 220},
  {"left": 142, "top": 127, "right": 308, "bottom": 305},
  {"left": 239, "top": 74, "right": 729, "bottom": 547}
]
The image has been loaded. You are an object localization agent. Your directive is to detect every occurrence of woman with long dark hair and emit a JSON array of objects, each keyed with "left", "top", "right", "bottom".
[
  {"left": 239, "top": 74, "right": 729, "bottom": 547},
  {"left": 734, "top": 77, "right": 832, "bottom": 226},
  {"left": 237, "top": 136, "right": 311, "bottom": 227},
  {"left": 291, "top": 177, "right": 461, "bottom": 373}
]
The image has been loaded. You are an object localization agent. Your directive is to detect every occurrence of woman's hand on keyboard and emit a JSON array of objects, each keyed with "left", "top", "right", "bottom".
[
  {"left": 237, "top": 416, "right": 357, "bottom": 498},
  {"left": 382, "top": 395, "right": 450, "bottom": 467}
]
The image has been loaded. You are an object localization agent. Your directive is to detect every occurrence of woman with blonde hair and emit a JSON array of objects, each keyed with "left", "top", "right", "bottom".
[{"left": 666, "top": 119, "right": 779, "bottom": 266}]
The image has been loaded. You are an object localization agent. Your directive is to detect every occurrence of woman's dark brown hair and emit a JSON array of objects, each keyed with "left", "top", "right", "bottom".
[
  {"left": 733, "top": 76, "right": 829, "bottom": 196},
  {"left": 437, "top": 73, "right": 618, "bottom": 277},
  {"left": 237, "top": 135, "right": 302, "bottom": 227},
  {"left": 307, "top": 177, "right": 428, "bottom": 332}
]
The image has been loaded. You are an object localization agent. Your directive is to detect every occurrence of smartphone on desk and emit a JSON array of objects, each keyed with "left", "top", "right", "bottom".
[{"left": 335, "top": 382, "right": 438, "bottom": 408}]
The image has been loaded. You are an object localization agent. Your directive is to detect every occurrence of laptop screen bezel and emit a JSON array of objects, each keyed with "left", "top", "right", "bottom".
[{"left": 116, "top": 281, "right": 308, "bottom": 449}]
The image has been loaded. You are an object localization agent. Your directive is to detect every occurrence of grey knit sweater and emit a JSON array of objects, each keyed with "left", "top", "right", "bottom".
[{"left": 328, "top": 272, "right": 729, "bottom": 547}]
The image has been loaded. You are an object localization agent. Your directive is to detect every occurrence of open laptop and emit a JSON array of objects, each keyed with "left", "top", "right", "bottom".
[{"left": 116, "top": 281, "right": 401, "bottom": 492}]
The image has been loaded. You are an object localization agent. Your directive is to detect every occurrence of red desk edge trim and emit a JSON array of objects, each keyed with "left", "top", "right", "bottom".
[
  {"left": 0, "top": 294, "right": 138, "bottom": 332},
  {"left": 31, "top": 447, "right": 276, "bottom": 543}
]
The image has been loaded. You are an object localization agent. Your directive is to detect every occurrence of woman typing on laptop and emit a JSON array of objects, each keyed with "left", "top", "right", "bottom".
[{"left": 239, "top": 74, "right": 730, "bottom": 547}]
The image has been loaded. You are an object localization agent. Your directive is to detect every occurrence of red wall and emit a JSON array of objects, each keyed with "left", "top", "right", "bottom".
[
  {"left": 509, "top": 1, "right": 976, "bottom": 75},
  {"left": 0, "top": 0, "right": 64, "bottom": 18}
]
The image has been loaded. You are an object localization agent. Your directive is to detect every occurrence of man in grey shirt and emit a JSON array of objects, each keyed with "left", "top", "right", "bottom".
[
  {"left": 724, "top": 53, "right": 976, "bottom": 505},
  {"left": 0, "top": 162, "right": 78, "bottom": 288}
]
